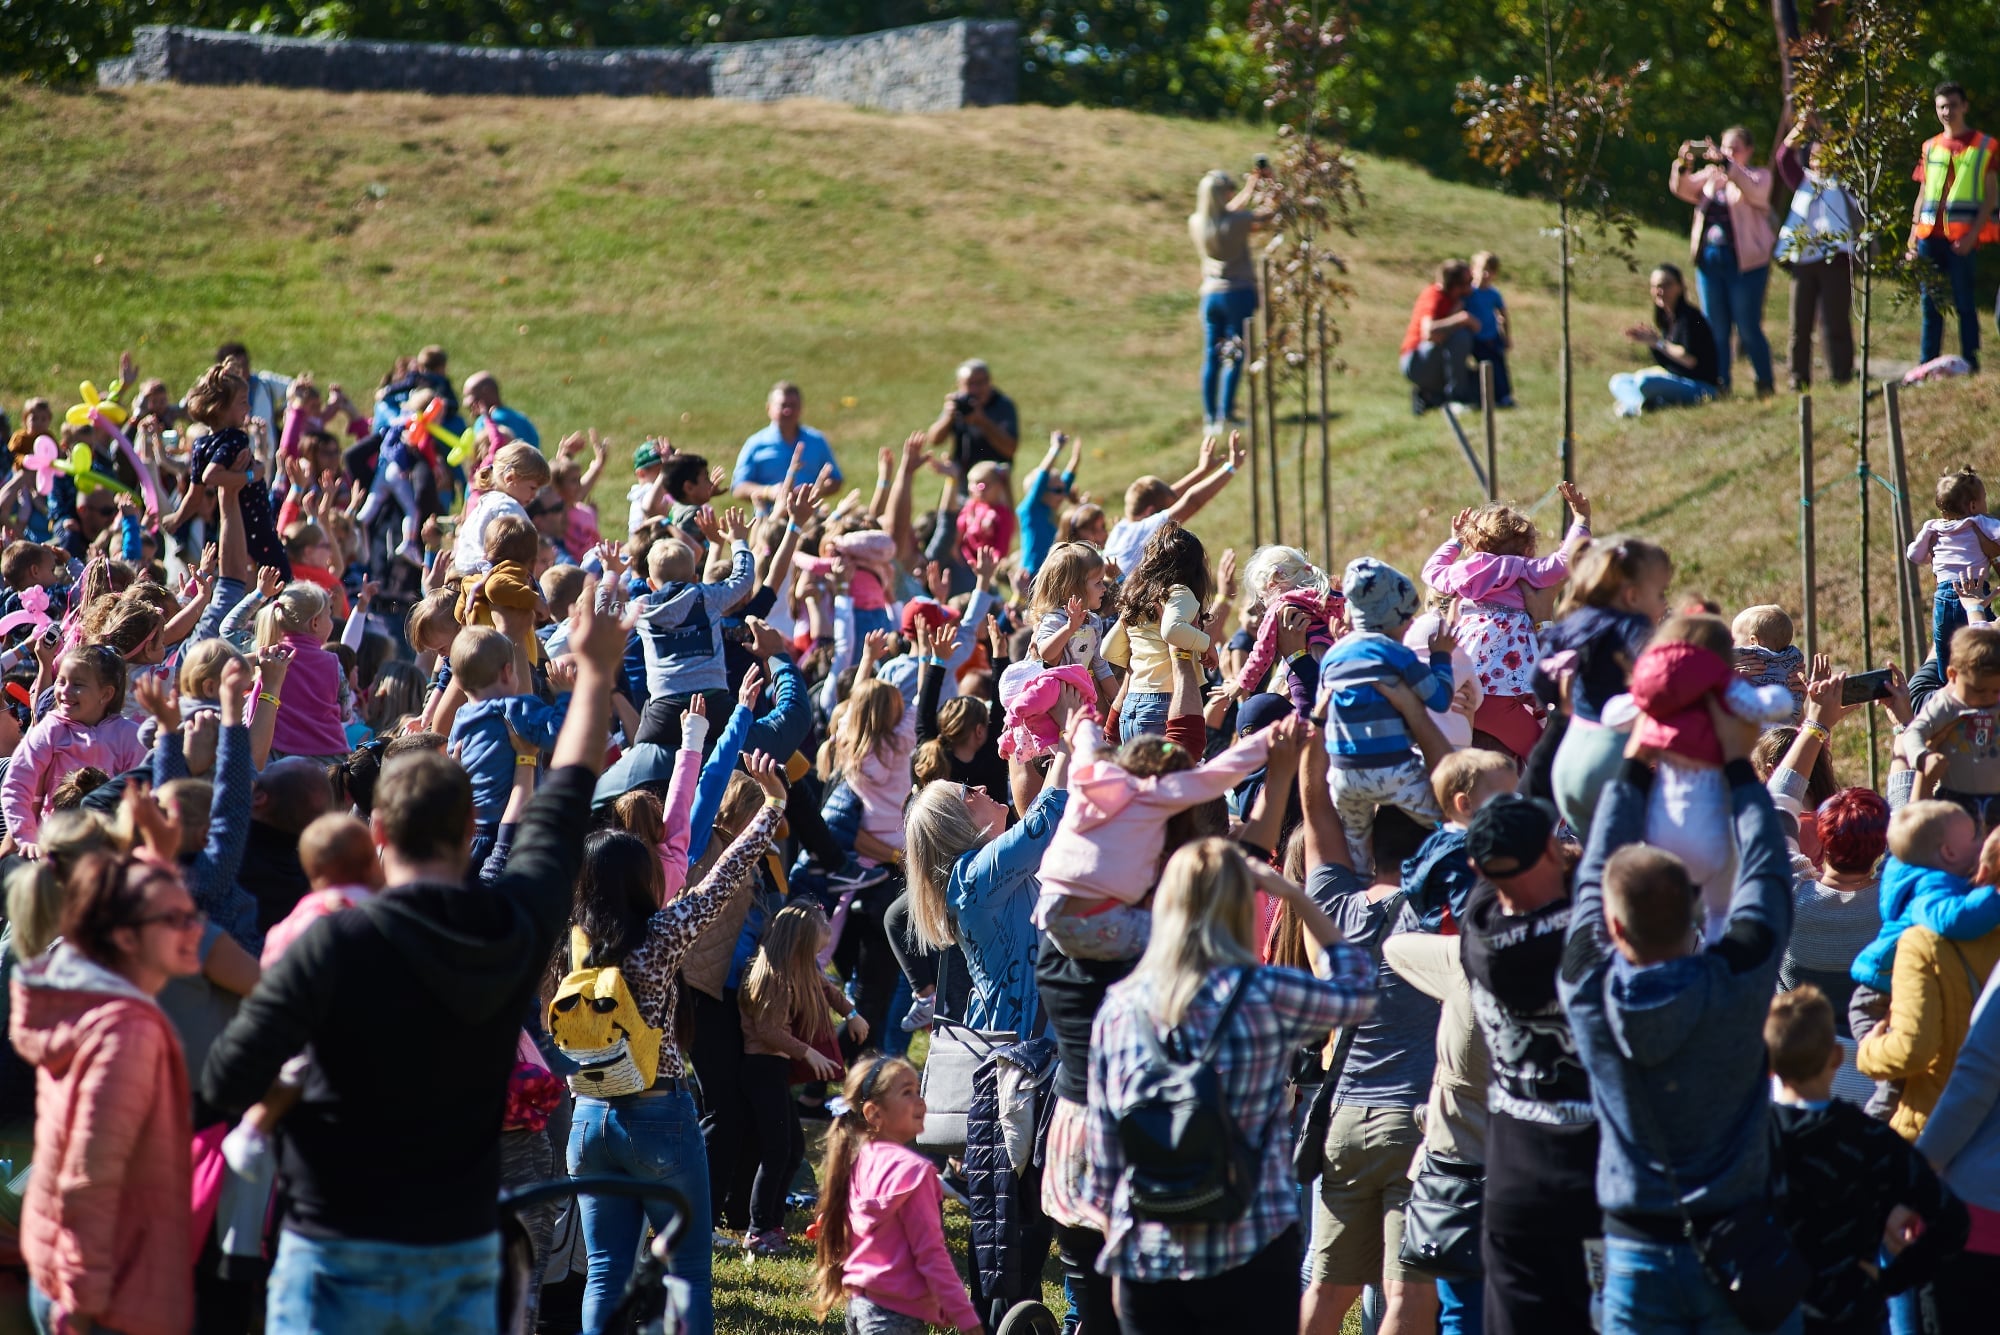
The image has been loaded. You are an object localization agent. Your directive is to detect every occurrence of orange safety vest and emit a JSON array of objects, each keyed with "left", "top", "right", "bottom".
[{"left": 1916, "top": 130, "right": 2000, "bottom": 243}]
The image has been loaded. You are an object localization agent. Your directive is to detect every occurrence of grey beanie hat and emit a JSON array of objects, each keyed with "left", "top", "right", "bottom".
[{"left": 1341, "top": 557, "right": 1420, "bottom": 632}]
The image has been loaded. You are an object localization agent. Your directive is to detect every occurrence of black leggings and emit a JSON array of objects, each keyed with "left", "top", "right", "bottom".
[
  {"left": 1115, "top": 1225, "right": 1300, "bottom": 1335},
  {"left": 690, "top": 988, "right": 757, "bottom": 1229},
  {"left": 831, "top": 897, "right": 901, "bottom": 1057},
  {"left": 741, "top": 1053, "right": 806, "bottom": 1233},
  {"left": 1054, "top": 1221, "right": 1117, "bottom": 1335}
]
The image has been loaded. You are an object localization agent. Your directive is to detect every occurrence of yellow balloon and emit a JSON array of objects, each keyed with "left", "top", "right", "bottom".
[{"left": 63, "top": 381, "right": 129, "bottom": 428}]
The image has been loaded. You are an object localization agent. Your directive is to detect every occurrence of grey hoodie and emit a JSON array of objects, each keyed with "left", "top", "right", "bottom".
[{"left": 1559, "top": 757, "right": 1793, "bottom": 1221}]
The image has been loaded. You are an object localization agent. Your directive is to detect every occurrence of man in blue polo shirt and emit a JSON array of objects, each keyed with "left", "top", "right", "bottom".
[{"left": 732, "top": 380, "right": 841, "bottom": 513}]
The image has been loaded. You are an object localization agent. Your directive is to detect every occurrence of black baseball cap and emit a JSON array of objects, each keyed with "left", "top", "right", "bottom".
[{"left": 1464, "top": 794, "right": 1560, "bottom": 878}]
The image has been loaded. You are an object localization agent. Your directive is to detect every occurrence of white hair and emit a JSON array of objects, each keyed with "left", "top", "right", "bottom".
[
  {"left": 1241, "top": 545, "right": 1329, "bottom": 607},
  {"left": 957, "top": 359, "right": 990, "bottom": 381}
]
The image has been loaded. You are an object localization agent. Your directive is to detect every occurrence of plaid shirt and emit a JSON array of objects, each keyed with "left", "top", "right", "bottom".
[{"left": 1086, "top": 948, "right": 1377, "bottom": 1281}]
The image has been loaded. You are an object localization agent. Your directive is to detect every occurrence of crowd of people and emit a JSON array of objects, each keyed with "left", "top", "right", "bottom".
[
  {"left": 0, "top": 325, "right": 1996, "bottom": 1335},
  {"left": 1352, "top": 81, "right": 2000, "bottom": 424}
]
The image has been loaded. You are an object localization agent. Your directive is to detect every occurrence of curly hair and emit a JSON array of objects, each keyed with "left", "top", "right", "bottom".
[
  {"left": 1459, "top": 503, "right": 1538, "bottom": 557},
  {"left": 1119, "top": 521, "right": 1211, "bottom": 626}
]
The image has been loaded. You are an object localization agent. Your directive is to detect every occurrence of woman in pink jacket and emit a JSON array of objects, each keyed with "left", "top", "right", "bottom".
[
  {"left": 10, "top": 850, "right": 204, "bottom": 1335},
  {"left": 1670, "top": 126, "right": 1777, "bottom": 395}
]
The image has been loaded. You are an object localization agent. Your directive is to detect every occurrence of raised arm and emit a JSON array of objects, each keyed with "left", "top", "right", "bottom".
[{"left": 1165, "top": 432, "right": 1245, "bottom": 525}]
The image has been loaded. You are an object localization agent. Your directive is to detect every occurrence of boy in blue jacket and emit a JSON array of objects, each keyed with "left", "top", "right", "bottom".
[
  {"left": 446, "top": 626, "right": 570, "bottom": 873},
  {"left": 1320, "top": 557, "right": 1454, "bottom": 872}
]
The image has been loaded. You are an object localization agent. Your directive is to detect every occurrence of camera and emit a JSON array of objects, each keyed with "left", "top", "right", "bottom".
[
  {"left": 1254, "top": 153, "right": 1270, "bottom": 172},
  {"left": 953, "top": 393, "right": 978, "bottom": 416}
]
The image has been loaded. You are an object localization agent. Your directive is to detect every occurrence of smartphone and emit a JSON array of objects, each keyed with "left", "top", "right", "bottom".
[
  {"left": 1840, "top": 668, "right": 1895, "bottom": 706},
  {"left": 722, "top": 623, "right": 754, "bottom": 647}
]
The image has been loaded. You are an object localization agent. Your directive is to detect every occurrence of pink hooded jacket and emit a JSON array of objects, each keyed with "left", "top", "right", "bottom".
[
  {"left": 1033, "top": 719, "right": 1272, "bottom": 921},
  {"left": 841, "top": 1139, "right": 982, "bottom": 1332},
  {"left": 10, "top": 944, "right": 192, "bottom": 1335},
  {"left": 1234, "top": 587, "right": 1344, "bottom": 696},
  {"left": 1421, "top": 522, "right": 1588, "bottom": 611},
  {"left": 0, "top": 711, "right": 148, "bottom": 846},
  {"left": 997, "top": 661, "right": 1100, "bottom": 761}
]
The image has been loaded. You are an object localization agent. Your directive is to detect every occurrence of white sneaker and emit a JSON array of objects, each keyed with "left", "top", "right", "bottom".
[{"left": 900, "top": 991, "right": 937, "bottom": 1033}]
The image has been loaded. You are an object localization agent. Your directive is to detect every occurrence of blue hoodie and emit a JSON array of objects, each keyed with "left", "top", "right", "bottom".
[
  {"left": 448, "top": 694, "right": 570, "bottom": 823},
  {"left": 1850, "top": 857, "right": 2000, "bottom": 992},
  {"left": 1561, "top": 758, "right": 1793, "bottom": 1220}
]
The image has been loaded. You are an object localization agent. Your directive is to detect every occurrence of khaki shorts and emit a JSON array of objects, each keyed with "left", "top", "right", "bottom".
[{"left": 1308, "top": 1103, "right": 1425, "bottom": 1286}]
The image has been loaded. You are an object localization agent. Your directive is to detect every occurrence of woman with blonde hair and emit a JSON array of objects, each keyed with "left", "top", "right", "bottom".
[
  {"left": 1084, "top": 836, "right": 1375, "bottom": 1334},
  {"left": 903, "top": 739, "right": 1072, "bottom": 1035},
  {"left": 1190, "top": 164, "right": 1272, "bottom": 430}
]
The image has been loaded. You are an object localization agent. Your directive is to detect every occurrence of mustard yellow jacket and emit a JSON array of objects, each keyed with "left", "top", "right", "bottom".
[{"left": 1857, "top": 925, "right": 2000, "bottom": 1141}]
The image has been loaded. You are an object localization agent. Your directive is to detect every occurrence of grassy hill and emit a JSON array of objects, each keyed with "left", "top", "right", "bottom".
[{"left": 0, "top": 83, "right": 1975, "bottom": 760}]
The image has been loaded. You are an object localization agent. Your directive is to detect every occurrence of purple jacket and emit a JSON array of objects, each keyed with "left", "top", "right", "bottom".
[{"left": 258, "top": 634, "right": 351, "bottom": 760}]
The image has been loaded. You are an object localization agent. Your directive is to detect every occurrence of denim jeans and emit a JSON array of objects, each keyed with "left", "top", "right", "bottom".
[
  {"left": 845, "top": 1293, "right": 930, "bottom": 1334},
  {"left": 1201, "top": 286, "right": 1260, "bottom": 422},
  {"left": 1609, "top": 369, "right": 1719, "bottom": 417},
  {"left": 1935, "top": 586, "right": 1969, "bottom": 671},
  {"left": 1437, "top": 1274, "right": 1483, "bottom": 1335},
  {"left": 265, "top": 1229, "right": 502, "bottom": 1335},
  {"left": 194, "top": 575, "right": 249, "bottom": 644},
  {"left": 1600, "top": 1235, "right": 1802, "bottom": 1335},
  {"left": 29, "top": 1279, "right": 129, "bottom": 1335},
  {"left": 1120, "top": 689, "right": 1172, "bottom": 742},
  {"left": 1695, "top": 246, "right": 1775, "bottom": 390},
  {"left": 1471, "top": 335, "right": 1513, "bottom": 405},
  {"left": 568, "top": 1087, "right": 714, "bottom": 1335},
  {"left": 1402, "top": 328, "right": 1479, "bottom": 407},
  {"left": 1919, "top": 232, "right": 1982, "bottom": 367}
]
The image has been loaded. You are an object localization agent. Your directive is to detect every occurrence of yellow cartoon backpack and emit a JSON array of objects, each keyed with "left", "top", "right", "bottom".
[{"left": 547, "top": 925, "right": 664, "bottom": 1098}]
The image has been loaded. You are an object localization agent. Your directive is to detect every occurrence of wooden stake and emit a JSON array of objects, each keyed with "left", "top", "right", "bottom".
[
  {"left": 1480, "top": 361, "right": 1498, "bottom": 502},
  {"left": 1246, "top": 314, "right": 1262, "bottom": 546},
  {"left": 1885, "top": 380, "right": 1923, "bottom": 663},
  {"left": 1261, "top": 253, "right": 1280, "bottom": 546},
  {"left": 1318, "top": 307, "right": 1332, "bottom": 569},
  {"left": 1859, "top": 374, "right": 1877, "bottom": 789},
  {"left": 1800, "top": 393, "right": 1817, "bottom": 665}
]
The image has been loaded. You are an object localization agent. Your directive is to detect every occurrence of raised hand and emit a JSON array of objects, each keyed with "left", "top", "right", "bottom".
[
  {"left": 925, "top": 560, "right": 951, "bottom": 603},
  {"left": 1066, "top": 594, "right": 1088, "bottom": 629},
  {"left": 1557, "top": 480, "right": 1591, "bottom": 523},
  {"left": 133, "top": 673, "right": 179, "bottom": 732},
  {"left": 1197, "top": 434, "right": 1218, "bottom": 471},
  {"left": 256, "top": 565, "right": 284, "bottom": 599},
  {"left": 182, "top": 709, "right": 219, "bottom": 776},
  {"left": 1216, "top": 547, "right": 1238, "bottom": 601},
  {"left": 1227, "top": 430, "right": 1246, "bottom": 471},
  {"left": 1451, "top": 507, "right": 1475, "bottom": 539},
  {"left": 718, "top": 507, "right": 750, "bottom": 543},
  {"left": 738, "top": 664, "right": 767, "bottom": 711},
  {"left": 694, "top": 506, "right": 723, "bottom": 544},
  {"left": 122, "top": 779, "right": 184, "bottom": 863},
  {"left": 744, "top": 749, "right": 786, "bottom": 801},
  {"left": 931, "top": 621, "right": 961, "bottom": 662},
  {"left": 545, "top": 656, "right": 579, "bottom": 693},
  {"left": 1428, "top": 616, "right": 1460, "bottom": 656},
  {"left": 569, "top": 575, "right": 642, "bottom": 678}
]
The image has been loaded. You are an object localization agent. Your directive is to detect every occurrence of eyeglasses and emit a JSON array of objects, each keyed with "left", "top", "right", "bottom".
[{"left": 136, "top": 908, "right": 207, "bottom": 933}]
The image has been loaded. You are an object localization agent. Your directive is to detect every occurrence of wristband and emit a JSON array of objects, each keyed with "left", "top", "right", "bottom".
[
  {"left": 516, "top": 754, "right": 539, "bottom": 766},
  {"left": 1800, "top": 719, "right": 1831, "bottom": 743},
  {"left": 258, "top": 692, "right": 280, "bottom": 707},
  {"left": 764, "top": 795, "right": 786, "bottom": 812}
]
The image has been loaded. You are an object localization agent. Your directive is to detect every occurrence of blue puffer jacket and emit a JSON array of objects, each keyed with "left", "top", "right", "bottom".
[{"left": 1852, "top": 857, "right": 2000, "bottom": 992}]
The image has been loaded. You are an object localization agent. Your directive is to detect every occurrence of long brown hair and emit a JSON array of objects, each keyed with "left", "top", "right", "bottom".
[
  {"left": 1120, "top": 521, "right": 1211, "bottom": 627},
  {"left": 814, "top": 1056, "right": 920, "bottom": 1319},
  {"left": 742, "top": 902, "right": 835, "bottom": 1048}
]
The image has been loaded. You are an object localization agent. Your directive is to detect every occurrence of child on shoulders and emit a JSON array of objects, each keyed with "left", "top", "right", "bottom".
[{"left": 1906, "top": 467, "right": 2000, "bottom": 672}]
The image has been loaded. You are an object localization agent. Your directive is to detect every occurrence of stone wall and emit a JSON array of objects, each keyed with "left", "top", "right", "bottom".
[{"left": 97, "top": 20, "right": 1018, "bottom": 112}]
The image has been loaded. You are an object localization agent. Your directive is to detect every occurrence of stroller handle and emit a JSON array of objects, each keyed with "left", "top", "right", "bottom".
[{"left": 501, "top": 1176, "right": 693, "bottom": 1251}]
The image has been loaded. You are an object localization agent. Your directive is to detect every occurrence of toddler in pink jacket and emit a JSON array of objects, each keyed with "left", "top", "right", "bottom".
[
  {"left": 1, "top": 645, "right": 147, "bottom": 855},
  {"left": 1031, "top": 715, "right": 1272, "bottom": 960},
  {"left": 1232, "top": 545, "right": 1343, "bottom": 702}
]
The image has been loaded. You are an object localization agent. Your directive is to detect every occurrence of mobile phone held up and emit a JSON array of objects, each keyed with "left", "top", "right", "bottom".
[{"left": 1840, "top": 668, "right": 1895, "bottom": 707}]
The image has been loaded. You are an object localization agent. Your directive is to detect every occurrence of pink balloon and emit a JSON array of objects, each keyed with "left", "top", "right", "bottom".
[
  {"left": 89, "top": 409, "right": 162, "bottom": 519},
  {"left": 0, "top": 608, "right": 50, "bottom": 641},
  {"left": 24, "top": 435, "right": 59, "bottom": 497}
]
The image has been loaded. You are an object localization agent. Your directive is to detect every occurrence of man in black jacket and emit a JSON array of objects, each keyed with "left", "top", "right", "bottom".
[
  {"left": 1458, "top": 795, "right": 1599, "bottom": 1335},
  {"left": 203, "top": 577, "right": 634, "bottom": 1333}
]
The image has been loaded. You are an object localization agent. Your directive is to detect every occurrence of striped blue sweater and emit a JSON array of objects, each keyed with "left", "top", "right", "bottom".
[{"left": 1320, "top": 631, "right": 1453, "bottom": 769}]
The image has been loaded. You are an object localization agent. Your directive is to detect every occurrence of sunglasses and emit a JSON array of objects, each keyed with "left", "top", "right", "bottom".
[{"left": 136, "top": 908, "right": 207, "bottom": 933}]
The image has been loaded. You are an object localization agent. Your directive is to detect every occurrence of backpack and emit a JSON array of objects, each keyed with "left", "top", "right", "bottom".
[
  {"left": 1116, "top": 967, "right": 1268, "bottom": 1224},
  {"left": 547, "top": 925, "right": 664, "bottom": 1099}
]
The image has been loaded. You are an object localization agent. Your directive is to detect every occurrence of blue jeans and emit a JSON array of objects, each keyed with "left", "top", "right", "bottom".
[
  {"left": 1437, "top": 1274, "right": 1483, "bottom": 1335},
  {"left": 568, "top": 1087, "right": 713, "bottom": 1335},
  {"left": 1202, "top": 286, "right": 1260, "bottom": 422},
  {"left": 265, "top": 1229, "right": 502, "bottom": 1335},
  {"left": 1609, "top": 369, "right": 1719, "bottom": 417},
  {"left": 1696, "top": 246, "right": 1774, "bottom": 390},
  {"left": 194, "top": 575, "right": 249, "bottom": 644},
  {"left": 1471, "top": 335, "right": 1513, "bottom": 405},
  {"left": 1919, "top": 233, "right": 1982, "bottom": 367},
  {"left": 1601, "top": 1235, "right": 1803, "bottom": 1335},
  {"left": 1120, "top": 689, "right": 1171, "bottom": 743},
  {"left": 1936, "top": 585, "right": 1969, "bottom": 670}
]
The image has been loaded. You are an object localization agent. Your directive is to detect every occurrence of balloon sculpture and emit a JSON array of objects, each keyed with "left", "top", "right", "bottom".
[
  {"left": 63, "top": 380, "right": 129, "bottom": 429},
  {"left": 0, "top": 586, "right": 54, "bottom": 641},
  {"left": 52, "top": 444, "right": 139, "bottom": 501},
  {"left": 89, "top": 410, "right": 163, "bottom": 518},
  {"left": 402, "top": 396, "right": 483, "bottom": 468},
  {"left": 21, "top": 436, "right": 60, "bottom": 496}
]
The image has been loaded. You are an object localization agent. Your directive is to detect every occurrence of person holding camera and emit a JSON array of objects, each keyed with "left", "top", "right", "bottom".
[
  {"left": 1190, "top": 163, "right": 1273, "bottom": 431},
  {"left": 1669, "top": 128, "right": 1777, "bottom": 397},
  {"left": 925, "top": 359, "right": 1017, "bottom": 477}
]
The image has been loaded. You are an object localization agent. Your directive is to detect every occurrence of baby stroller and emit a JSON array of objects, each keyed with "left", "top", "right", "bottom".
[
  {"left": 501, "top": 1176, "right": 691, "bottom": 1335},
  {"left": 962, "top": 1032, "right": 1063, "bottom": 1335}
]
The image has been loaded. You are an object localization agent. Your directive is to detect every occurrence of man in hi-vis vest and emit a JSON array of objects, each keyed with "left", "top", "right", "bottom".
[{"left": 1906, "top": 82, "right": 2000, "bottom": 370}]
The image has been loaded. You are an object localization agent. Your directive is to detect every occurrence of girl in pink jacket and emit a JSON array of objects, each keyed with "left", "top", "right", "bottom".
[
  {"left": 1, "top": 645, "right": 147, "bottom": 856},
  {"left": 814, "top": 1056, "right": 982, "bottom": 1333},
  {"left": 1421, "top": 484, "right": 1592, "bottom": 759},
  {"left": 1031, "top": 715, "right": 1272, "bottom": 961}
]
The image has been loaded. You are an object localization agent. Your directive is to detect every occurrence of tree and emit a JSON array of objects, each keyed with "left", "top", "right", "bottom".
[
  {"left": 1245, "top": 0, "right": 1362, "bottom": 558},
  {"left": 1456, "top": 0, "right": 1644, "bottom": 515},
  {"left": 1788, "top": 0, "right": 1928, "bottom": 782}
]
